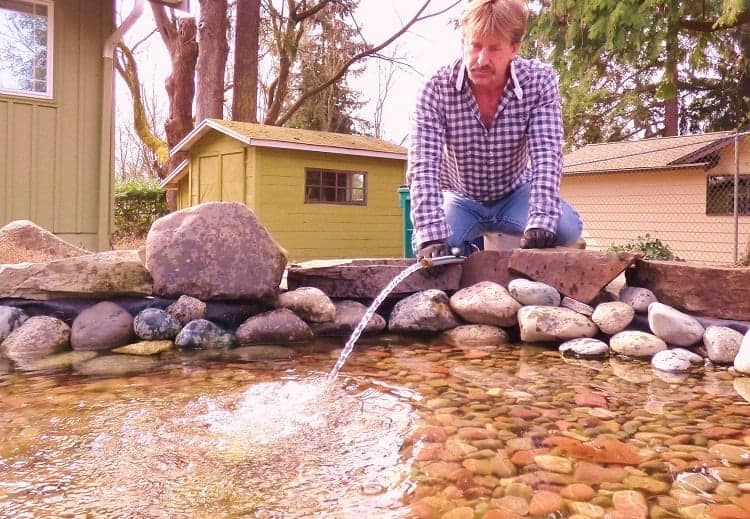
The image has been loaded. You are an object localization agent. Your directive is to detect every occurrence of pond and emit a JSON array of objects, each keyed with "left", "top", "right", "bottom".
[{"left": 1, "top": 340, "right": 749, "bottom": 518}]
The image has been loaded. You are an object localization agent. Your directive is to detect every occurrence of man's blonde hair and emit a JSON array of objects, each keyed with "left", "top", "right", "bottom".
[{"left": 460, "top": 0, "right": 529, "bottom": 45}]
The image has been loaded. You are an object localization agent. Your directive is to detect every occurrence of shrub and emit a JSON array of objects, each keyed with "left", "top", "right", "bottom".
[
  {"left": 607, "top": 234, "right": 683, "bottom": 261},
  {"left": 113, "top": 177, "right": 169, "bottom": 238}
]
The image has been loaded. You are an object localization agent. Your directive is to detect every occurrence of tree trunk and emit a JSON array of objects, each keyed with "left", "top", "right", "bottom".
[
  {"left": 151, "top": 5, "right": 199, "bottom": 154},
  {"left": 232, "top": 0, "right": 260, "bottom": 122},
  {"left": 196, "top": 0, "right": 230, "bottom": 123},
  {"left": 663, "top": 0, "right": 679, "bottom": 137}
]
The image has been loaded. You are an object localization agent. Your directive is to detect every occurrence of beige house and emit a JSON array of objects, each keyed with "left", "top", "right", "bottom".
[
  {"left": 0, "top": 0, "right": 185, "bottom": 251},
  {"left": 561, "top": 131, "right": 750, "bottom": 265}
]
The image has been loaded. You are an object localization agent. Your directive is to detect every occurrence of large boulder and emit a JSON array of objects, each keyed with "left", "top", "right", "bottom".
[
  {"left": 508, "top": 249, "right": 638, "bottom": 304},
  {"left": 0, "top": 220, "right": 88, "bottom": 264},
  {"left": 0, "top": 250, "right": 152, "bottom": 300},
  {"left": 626, "top": 259, "right": 750, "bottom": 321},
  {"left": 145, "top": 202, "right": 287, "bottom": 301}
]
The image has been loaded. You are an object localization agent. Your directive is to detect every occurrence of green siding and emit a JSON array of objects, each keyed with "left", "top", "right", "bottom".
[{"left": 0, "top": 0, "right": 114, "bottom": 250}]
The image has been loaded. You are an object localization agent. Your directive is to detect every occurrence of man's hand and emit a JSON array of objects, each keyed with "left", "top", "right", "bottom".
[
  {"left": 416, "top": 240, "right": 451, "bottom": 262},
  {"left": 520, "top": 228, "right": 556, "bottom": 249}
]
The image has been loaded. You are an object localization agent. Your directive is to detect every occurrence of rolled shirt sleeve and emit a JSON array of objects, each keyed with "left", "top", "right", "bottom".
[
  {"left": 407, "top": 78, "right": 452, "bottom": 246},
  {"left": 526, "top": 66, "right": 564, "bottom": 233}
]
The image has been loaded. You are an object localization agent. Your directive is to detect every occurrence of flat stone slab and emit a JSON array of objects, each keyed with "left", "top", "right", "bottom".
[
  {"left": 626, "top": 259, "right": 750, "bottom": 321},
  {"left": 459, "top": 250, "right": 519, "bottom": 288},
  {"left": 287, "top": 258, "right": 461, "bottom": 299},
  {"left": 508, "top": 249, "right": 638, "bottom": 304}
]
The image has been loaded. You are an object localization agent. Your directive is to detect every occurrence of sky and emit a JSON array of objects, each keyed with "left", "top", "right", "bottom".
[{"left": 116, "top": 0, "right": 465, "bottom": 146}]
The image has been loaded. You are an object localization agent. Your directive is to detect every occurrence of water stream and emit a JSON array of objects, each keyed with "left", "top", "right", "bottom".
[{"left": 326, "top": 255, "right": 465, "bottom": 382}]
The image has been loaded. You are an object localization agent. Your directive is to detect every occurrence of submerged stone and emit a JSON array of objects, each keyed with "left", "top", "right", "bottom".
[
  {"left": 15, "top": 351, "right": 97, "bottom": 372},
  {"left": 74, "top": 354, "right": 160, "bottom": 376},
  {"left": 439, "top": 325, "right": 509, "bottom": 346},
  {"left": 559, "top": 338, "right": 609, "bottom": 358},
  {"left": 312, "top": 300, "right": 386, "bottom": 336},
  {"left": 112, "top": 340, "right": 174, "bottom": 356}
]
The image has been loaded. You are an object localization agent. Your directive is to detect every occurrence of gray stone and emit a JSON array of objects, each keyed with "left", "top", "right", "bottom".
[
  {"left": 0, "top": 250, "right": 152, "bottom": 300},
  {"left": 174, "top": 319, "right": 236, "bottom": 349},
  {"left": 592, "top": 301, "right": 635, "bottom": 335},
  {"left": 166, "top": 295, "right": 207, "bottom": 326},
  {"left": 559, "top": 338, "right": 609, "bottom": 357},
  {"left": 439, "top": 325, "right": 510, "bottom": 346},
  {"left": 449, "top": 281, "right": 521, "bottom": 327},
  {"left": 71, "top": 301, "right": 135, "bottom": 352},
  {"left": 145, "top": 202, "right": 286, "bottom": 301},
  {"left": 1, "top": 316, "right": 70, "bottom": 361},
  {"left": 703, "top": 325, "right": 743, "bottom": 364},
  {"left": 277, "top": 287, "right": 335, "bottom": 323},
  {"left": 619, "top": 286, "right": 658, "bottom": 313},
  {"left": 311, "top": 300, "right": 386, "bottom": 337},
  {"left": 235, "top": 308, "right": 313, "bottom": 345},
  {"left": 133, "top": 308, "right": 182, "bottom": 341},
  {"left": 648, "top": 302, "right": 705, "bottom": 347},
  {"left": 610, "top": 330, "right": 667, "bottom": 357},
  {"left": 389, "top": 289, "right": 462, "bottom": 333},
  {"left": 517, "top": 305, "right": 598, "bottom": 342},
  {"left": 507, "top": 278, "right": 561, "bottom": 306},
  {"left": 0, "top": 305, "right": 28, "bottom": 341}
]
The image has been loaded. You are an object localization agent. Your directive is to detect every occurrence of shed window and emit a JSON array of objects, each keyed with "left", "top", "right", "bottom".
[
  {"left": 305, "top": 168, "right": 366, "bottom": 205},
  {"left": 0, "top": 0, "right": 53, "bottom": 98},
  {"left": 707, "top": 175, "right": 750, "bottom": 216}
]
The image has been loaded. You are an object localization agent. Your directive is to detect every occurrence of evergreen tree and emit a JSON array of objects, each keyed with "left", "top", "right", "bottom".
[{"left": 528, "top": 0, "right": 750, "bottom": 147}]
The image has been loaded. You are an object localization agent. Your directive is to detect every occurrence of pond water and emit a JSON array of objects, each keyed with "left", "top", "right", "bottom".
[{"left": 1, "top": 340, "right": 750, "bottom": 518}]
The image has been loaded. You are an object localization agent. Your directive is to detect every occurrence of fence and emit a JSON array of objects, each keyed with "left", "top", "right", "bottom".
[{"left": 560, "top": 131, "right": 750, "bottom": 266}]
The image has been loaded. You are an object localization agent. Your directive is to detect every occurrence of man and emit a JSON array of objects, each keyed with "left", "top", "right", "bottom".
[{"left": 408, "top": 0, "right": 582, "bottom": 261}]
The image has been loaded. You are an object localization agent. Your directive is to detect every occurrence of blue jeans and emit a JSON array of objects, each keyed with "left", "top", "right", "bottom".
[{"left": 432, "top": 183, "right": 583, "bottom": 249}]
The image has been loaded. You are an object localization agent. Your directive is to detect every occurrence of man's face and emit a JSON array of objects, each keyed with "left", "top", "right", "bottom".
[{"left": 462, "top": 32, "right": 520, "bottom": 90}]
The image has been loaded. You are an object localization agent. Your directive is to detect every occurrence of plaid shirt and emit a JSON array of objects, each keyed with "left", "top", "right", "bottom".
[{"left": 407, "top": 56, "right": 564, "bottom": 246}]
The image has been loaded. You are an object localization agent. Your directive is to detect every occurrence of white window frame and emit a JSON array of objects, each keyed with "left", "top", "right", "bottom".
[{"left": 0, "top": 0, "right": 54, "bottom": 99}]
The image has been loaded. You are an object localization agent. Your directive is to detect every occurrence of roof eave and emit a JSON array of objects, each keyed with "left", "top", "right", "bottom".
[
  {"left": 563, "top": 162, "right": 710, "bottom": 176},
  {"left": 159, "top": 158, "right": 190, "bottom": 188}
]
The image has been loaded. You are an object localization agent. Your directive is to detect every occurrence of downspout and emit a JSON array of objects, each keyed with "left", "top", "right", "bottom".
[{"left": 98, "top": 0, "right": 146, "bottom": 250}]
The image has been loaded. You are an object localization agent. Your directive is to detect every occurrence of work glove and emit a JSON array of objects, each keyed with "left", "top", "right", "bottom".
[
  {"left": 520, "top": 228, "right": 556, "bottom": 249},
  {"left": 416, "top": 240, "right": 451, "bottom": 262}
]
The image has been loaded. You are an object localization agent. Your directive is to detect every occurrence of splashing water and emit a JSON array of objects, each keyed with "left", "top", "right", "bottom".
[{"left": 326, "top": 255, "right": 466, "bottom": 382}]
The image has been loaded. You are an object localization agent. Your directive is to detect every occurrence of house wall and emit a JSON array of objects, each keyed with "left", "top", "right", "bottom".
[
  {"left": 0, "top": 0, "right": 114, "bottom": 250},
  {"left": 253, "top": 147, "right": 404, "bottom": 261},
  {"left": 561, "top": 138, "right": 750, "bottom": 265}
]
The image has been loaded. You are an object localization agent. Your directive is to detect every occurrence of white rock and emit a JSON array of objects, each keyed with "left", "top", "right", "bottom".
[
  {"left": 278, "top": 286, "right": 336, "bottom": 323},
  {"left": 507, "top": 278, "right": 561, "bottom": 306},
  {"left": 651, "top": 349, "right": 692, "bottom": 372},
  {"left": 648, "top": 302, "right": 704, "bottom": 347},
  {"left": 610, "top": 330, "right": 667, "bottom": 357},
  {"left": 669, "top": 347, "right": 704, "bottom": 364},
  {"left": 591, "top": 301, "right": 635, "bottom": 335},
  {"left": 733, "top": 378, "right": 750, "bottom": 403},
  {"left": 559, "top": 338, "right": 609, "bottom": 357},
  {"left": 517, "top": 306, "right": 598, "bottom": 342},
  {"left": 619, "top": 286, "right": 657, "bottom": 313},
  {"left": 734, "top": 330, "right": 750, "bottom": 374},
  {"left": 449, "top": 281, "right": 521, "bottom": 327},
  {"left": 703, "top": 325, "right": 743, "bottom": 364}
]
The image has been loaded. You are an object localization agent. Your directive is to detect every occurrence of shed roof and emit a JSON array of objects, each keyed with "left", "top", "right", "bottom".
[
  {"left": 171, "top": 119, "right": 407, "bottom": 160},
  {"left": 563, "top": 131, "right": 737, "bottom": 175}
]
